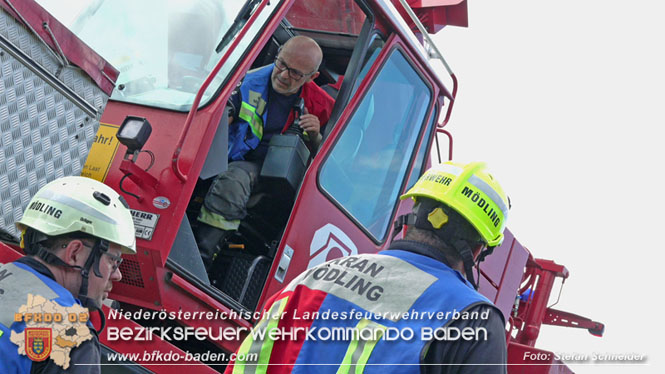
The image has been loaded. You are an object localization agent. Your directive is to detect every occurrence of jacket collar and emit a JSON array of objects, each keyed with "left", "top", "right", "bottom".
[
  {"left": 15, "top": 256, "right": 57, "bottom": 281},
  {"left": 387, "top": 239, "right": 453, "bottom": 268}
]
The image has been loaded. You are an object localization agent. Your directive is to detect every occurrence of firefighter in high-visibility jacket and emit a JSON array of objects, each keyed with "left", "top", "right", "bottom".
[
  {"left": 0, "top": 177, "right": 136, "bottom": 374},
  {"left": 225, "top": 161, "right": 510, "bottom": 374}
]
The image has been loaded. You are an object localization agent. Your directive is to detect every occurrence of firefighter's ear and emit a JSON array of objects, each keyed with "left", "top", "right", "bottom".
[
  {"left": 307, "top": 71, "right": 319, "bottom": 82},
  {"left": 62, "top": 240, "right": 88, "bottom": 267}
]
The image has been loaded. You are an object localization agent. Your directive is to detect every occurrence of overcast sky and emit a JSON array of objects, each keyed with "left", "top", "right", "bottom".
[{"left": 432, "top": 1, "right": 663, "bottom": 373}]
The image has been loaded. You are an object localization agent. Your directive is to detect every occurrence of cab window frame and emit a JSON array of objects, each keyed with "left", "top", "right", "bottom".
[{"left": 318, "top": 42, "right": 436, "bottom": 244}]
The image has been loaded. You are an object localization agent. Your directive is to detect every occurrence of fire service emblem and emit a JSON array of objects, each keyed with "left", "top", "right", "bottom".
[{"left": 25, "top": 328, "right": 52, "bottom": 362}]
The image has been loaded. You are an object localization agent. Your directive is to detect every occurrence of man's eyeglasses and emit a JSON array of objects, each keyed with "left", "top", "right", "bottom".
[
  {"left": 274, "top": 57, "right": 315, "bottom": 80},
  {"left": 103, "top": 251, "right": 123, "bottom": 272},
  {"left": 78, "top": 241, "right": 123, "bottom": 272}
]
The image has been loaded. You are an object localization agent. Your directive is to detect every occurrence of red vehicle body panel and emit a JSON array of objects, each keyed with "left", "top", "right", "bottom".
[{"left": 286, "top": 1, "right": 366, "bottom": 34}]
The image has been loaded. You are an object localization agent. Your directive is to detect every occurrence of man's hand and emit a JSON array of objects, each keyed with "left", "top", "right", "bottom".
[
  {"left": 299, "top": 107, "right": 320, "bottom": 137},
  {"left": 299, "top": 107, "right": 323, "bottom": 148}
]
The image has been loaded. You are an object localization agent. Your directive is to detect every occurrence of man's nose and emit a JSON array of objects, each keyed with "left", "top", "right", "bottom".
[
  {"left": 111, "top": 266, "right": 122, "bottom": 282},
  {"left": 278, "top": 68, "right": 291, "bottom": 80}
]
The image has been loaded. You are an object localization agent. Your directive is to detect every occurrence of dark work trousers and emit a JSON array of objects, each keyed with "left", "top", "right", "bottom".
[{"left": 199, "top": 161, "right": 262, "bottom": 229}]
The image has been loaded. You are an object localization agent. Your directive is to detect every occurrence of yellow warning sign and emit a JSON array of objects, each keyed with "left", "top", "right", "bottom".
[{"left": 82, "top": 123, "right": 120, "bottom": 182}]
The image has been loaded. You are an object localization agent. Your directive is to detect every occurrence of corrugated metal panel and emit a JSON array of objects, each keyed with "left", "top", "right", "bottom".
[{"left": 0, "top": 6, "right": 110, "bottom": 241}]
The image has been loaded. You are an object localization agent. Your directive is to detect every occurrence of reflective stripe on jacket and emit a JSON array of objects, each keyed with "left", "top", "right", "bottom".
[{"left": 226, "top": 249, "right": 496, "bottom": 373}]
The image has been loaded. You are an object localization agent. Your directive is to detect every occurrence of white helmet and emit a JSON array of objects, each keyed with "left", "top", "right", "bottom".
[{"left": 16, "top": 176, "right": 136, "bottom": 254}]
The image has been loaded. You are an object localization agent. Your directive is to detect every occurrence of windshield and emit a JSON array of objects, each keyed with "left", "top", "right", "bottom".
[{"left": 37, "top": 0, "right": 279, "bottom": 111}]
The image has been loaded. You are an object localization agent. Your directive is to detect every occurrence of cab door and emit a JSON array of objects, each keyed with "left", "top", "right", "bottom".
[{"left": 261, "top": 26, "right": 446, "bottom": 303}]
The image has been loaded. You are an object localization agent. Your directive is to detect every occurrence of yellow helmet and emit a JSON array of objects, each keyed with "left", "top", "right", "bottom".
[{"left": 401, "top": 161, "right": 509, "bottom": 247}]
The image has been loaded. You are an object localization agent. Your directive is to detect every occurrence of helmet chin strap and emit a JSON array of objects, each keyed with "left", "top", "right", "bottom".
[
  {"left": 75, "top": 239, "right": 108, "bottom": 334},
  {"left": 452, "top": 241, "right": 496, "bottom": 290},
  {"left": 452, "top": 240, "right": 480, "bottom": 290},
  {"left": 27, "top": 232, "right": 109, "bottom": 334}
]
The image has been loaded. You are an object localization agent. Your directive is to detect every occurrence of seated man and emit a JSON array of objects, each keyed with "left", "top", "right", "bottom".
[{"left": 195, "top": 36, "right": 335, "bottom": 267}]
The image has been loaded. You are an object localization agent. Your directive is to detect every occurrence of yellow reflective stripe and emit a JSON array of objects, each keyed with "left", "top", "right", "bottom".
[
  {"left": 198, "top": 206, "right": 241, "bottom": 231},
  {"left": 239, "top": 102, "right": 264, "bottom": 140},
  {"left": 233, "top": 330, "right": 257, "bottom": 374},
  {"left": 237, "top": 102, "right": 254, "bottom": 124},
  {"left": 336, "top": 319, "right": 387, "bottom": 374},
  {"left": 233, "top": 297, "right": 289, "bottom": 374}
]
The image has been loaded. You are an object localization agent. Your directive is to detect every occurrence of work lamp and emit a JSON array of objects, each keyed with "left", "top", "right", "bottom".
[{"left": 117, "top": 116, "right": 152, "bottom": 153}]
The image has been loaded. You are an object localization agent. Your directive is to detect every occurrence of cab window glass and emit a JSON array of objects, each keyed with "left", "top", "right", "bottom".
[
  {"left": 351, "top": 36, "right": 385, "bottom": 96},
  {"left": 37, "top": 0, "right": 281, "bottom": 111},
  {"left": 320, "top": 49, "right": 431, "bottom": 240}
]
